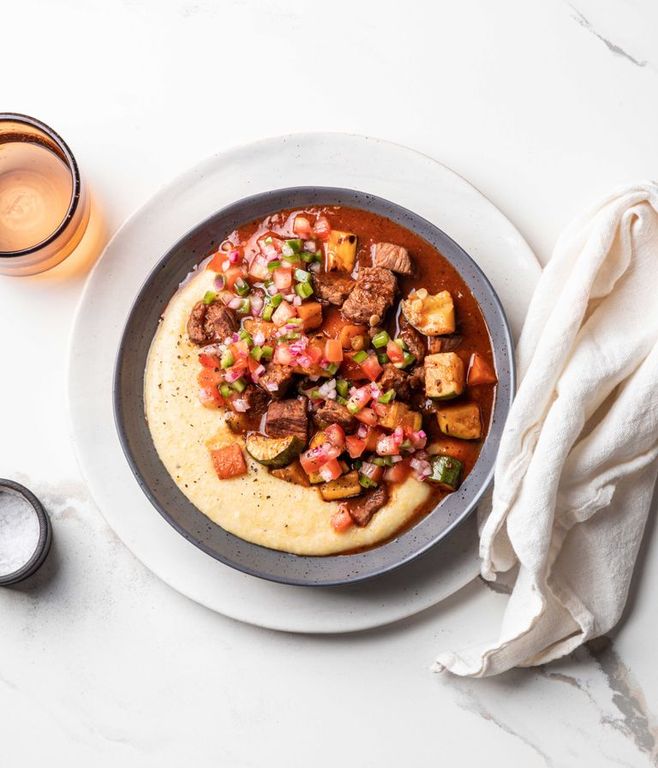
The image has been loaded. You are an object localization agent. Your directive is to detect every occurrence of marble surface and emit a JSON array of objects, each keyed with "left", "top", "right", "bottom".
[{"left": 1, "top": 0, "right": 657, "bottom": 765}]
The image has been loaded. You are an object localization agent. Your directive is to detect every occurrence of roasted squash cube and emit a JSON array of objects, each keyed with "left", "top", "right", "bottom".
[
  {"left": 424, "top": 353, "right": 465, "bottom": 399},
  {"left": 319, "top": 470, "right": 362, "bottom": 500},
  {"left": 271, "top": 460, "right": 311, "bottom": 487},
  {"left": 437, "top": 403, "right": 482, "bottom": 440},
  {"left": 325, "top": 230, "right": 357, "bottom": 272},
  {"left": 401, "top": 288, "right": 455, "bottom": 336}
]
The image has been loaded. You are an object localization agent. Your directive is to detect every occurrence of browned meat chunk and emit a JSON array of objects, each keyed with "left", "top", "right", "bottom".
[
  {"left": 372, "top": 242, "right": 413, "bottom": 275},
  {"left": 256, "top": 363, "right": 296, "bottom": 399},
  {"left": 187, "top": 300, "right": 238, "bottom": 346},
  {"left": 312, "top": 272, "right": 355, "bottom": 306},
  {"left": 312, "top": 399, "right": 357, "bottom": 433},
  {"left": 342, "top": 485, "right": 389, "bottom": 527},
  {"left": 378, "top": 364, "right": 412, "bottom": 400},
  {"left": 341, "top": 267, "right": 397, "bottom": 325},
  {"left": 408, "top": 365, "right": 425, "bottom": 391},
  {"left": 266, "top": 397, "right": 308, "bottom": 444},
  {"left": 436, "top": 334, "right": 464, "bottom": 353},
  {"left": 427, "top": 336, "right": 443, "bottom": 354},
  {"left": 225, "top": 385, "right": 270, "bottom": 433},
  {"left": 398, "top": 314, "right": 425, "bottom": 363}
]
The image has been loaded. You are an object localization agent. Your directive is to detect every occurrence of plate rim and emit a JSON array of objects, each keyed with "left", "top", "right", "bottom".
[{"left": 68, "top": 132, "right": 540, "bottom": 632}]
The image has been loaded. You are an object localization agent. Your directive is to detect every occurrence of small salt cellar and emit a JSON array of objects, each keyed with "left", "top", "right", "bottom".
[{"left": 0, "top": 480, "right": 51, "bottom": 586}]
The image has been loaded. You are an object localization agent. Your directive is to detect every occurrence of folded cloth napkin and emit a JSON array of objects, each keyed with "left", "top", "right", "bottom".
[{"left": 434, "top": 182, "right": 658, "bottom": 677}]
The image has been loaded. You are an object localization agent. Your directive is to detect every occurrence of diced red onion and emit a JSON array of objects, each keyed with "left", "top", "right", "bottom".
[
  {"left": 309, "top": 262, "right": 321, "bottom": 273},
  {"left": 292, "top": 296, "right": 302, "bottom": 307},
  {"left": 250, "top": 293, "right": 264, "bottom": 316},
  {"left": 222, "top": 259, "right": 231, "bottom": 272},
  {"left": 267, "top": 283, "right": 279, "bottom": 296},
  {"left": 357, "top": 425, "right": 368, "bottom": 438},
  {"left": 232, "top": 398, "right": 249, "bottom": 412},
  {"left": 253, "top": 331, "right": 266, "bottom": 346},
  {"left": 284, "top": 293, "right": 295, "bottom": 302},
  {"left": 303, "top": 240, "right": 316, "bottom": 252},
  {"left": 214, "top": 275, "right": 226, "bottom": 291},
  {"left": 360, "top": 461, "right": 379, "bottom": 478},
  {"left": 219, "top": 290, "right": 235, "bottom": 305},
  {"left": 228, "top": 249, "right": 241, "bottom": 264},
  {"left": 265, "top": 381, "right": 279, "bottom": 392},
  {"left": 253, "top": 364, "right": 266, "bottom": 377},
  {"left": 390, "top": 455, "right": 403, "bottom": 463},
  {"left": 224, "top": 367, "right": 243, "bottom": 383},
  {"left": 228, "top": 297, "right": 244, "bottom": 310},
  {"left": 317, "top": 379, "right": 337, "bottom": 400}
]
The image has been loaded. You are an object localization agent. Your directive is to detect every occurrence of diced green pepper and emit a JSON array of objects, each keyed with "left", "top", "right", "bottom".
[
  {"left": 372, "top": 456, "right": 394, "bottom": 467},
  {"left": 285, "top": 238, "right": 303, "bottom": 254},
  {"left": 219, "top": 383, "right": 232, "bottom": 399},
  {"left": 267, "top": 259, "right": 282, "bottom": 272},
  {"left": 295, "top": 282, "right": 314, "bottom": 299},
  {"left": 378, "top": 389, "right": 396, "bottom": 404},
  {"left": 336, "top": 379, "right": 349, "bottom": 398},
  {"left": 236, "top": 298, "right": 251, "bottom": 314},
  {"left": 232, "top": 377, "right": 247, "bottom": 393},
  {"left": 323, "top": 362, "right": 339, "bottom": 376},
  {"left": 203, "top": 290, "right": 217, "bottom": 305},
  {"left": 270, "top": 293, "right": 283, "bottom": 308},
  {"left": 261, "top": 345, "right": 274, "bottom": 361},
  {"left": 220, "top": 350, "right": 234, "bottom": 369},
  {"left": 262, "top": 305, "right": 274, "bottom": 321},
  {"left": 250, "top": 346, "right": 263, "bottom": 361},
  {"left": 352, "top": 350, "right": 368, "bottom": 364},
  {"left": 359, "top": 474, "right": 379, "bottom": 489},
  {"left": 395, "top": 352, "right": 415, "bottom": 369},
  {"left": 371, "top": 331, "right": 390, "bottom": 348},
  {"left": 234, "top": 278, "right": 250, "bottom": 297},
  {"left": 377, "top": 352, "right": 390, "bottom": 365},
  {"left": 238, "top": 329, "right": 253, "bottom": 344},
  {"left": 428, "top": 455, "right": 463, "bottom": 491}
]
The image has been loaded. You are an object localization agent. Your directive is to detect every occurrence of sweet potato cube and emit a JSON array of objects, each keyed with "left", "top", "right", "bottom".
[
  {"left": 325, "top": 230, "right": 357, "bottom": 272},
  {"left": 296, "top": 301, "right": 323, "bottom": 331},
  {"left": 467, "top": 353, "right": 497, "bottom": 386},
  {"left": 210, "top": 443, "right": 248, "bottom": 479}
]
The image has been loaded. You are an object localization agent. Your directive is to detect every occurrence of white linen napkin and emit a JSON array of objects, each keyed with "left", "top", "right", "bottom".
[{"left": 434, "top": 182, "right": 658, "bottom": 677}]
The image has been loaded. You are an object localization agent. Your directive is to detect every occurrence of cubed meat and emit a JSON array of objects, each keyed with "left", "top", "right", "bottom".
[
  {"left": 187, "top": 300, "right": 238, "bottom": 346},
  {"left": 398, "top": 314, "right": 426, "bottom": 363},
  {"left": 312, "top": 399, "right": 357, "bottom": 433},
  {"left": 266, "top": 397, "right": 309, "bottom": 445},
  {"left": 341, "top": 267, "right": 397, "bottom": 326},
  {"left": 256, "top": 363, "right": 296, "bottom": 399},
  {"left": 372, "top": 242, "right": 413, "bottom": 275},
  {"left": 312, "top": 272, "right": 355, "bottom": 306},
  {"left": 341, "top": 485, "right": 389, "bottom": 527},
  {"left": 378, "top": 363, "right": 412, "bottom": 400}
]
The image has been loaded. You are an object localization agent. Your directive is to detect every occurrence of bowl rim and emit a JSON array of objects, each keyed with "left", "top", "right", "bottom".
[{"left": 113, "top": 186, "right": 514, "bottom": 587}]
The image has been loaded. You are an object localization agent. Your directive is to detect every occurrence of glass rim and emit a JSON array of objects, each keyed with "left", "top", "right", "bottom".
[{"left": 0, "top": 112, "right": 82, "bottom": 258}]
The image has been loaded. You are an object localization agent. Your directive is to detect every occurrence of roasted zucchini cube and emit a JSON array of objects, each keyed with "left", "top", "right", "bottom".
[
  {"left": 325, "top": 230, "right": 357, "bottom": 272},
  {"left": 319, "top": 470, "right": 362, "bottom": 501},
  {"left": 428, "top": 455, "right": 463, "bottom": 491},
  {"left": 437, "top": 402, "right": 482, "bottom": 440},
  {"left": 245, "top": 434, "right": 305, "bottom": 468},
  {"left": 271, "top": 460, "right": 311, "bottom": 487},
  {"left": 379, "top": 401, "right": 423, "bottom": 432},
  {"left": 424, "top": 352, "right": 465, "bottom": 399},
  {"left": 401, "top": 288, "right": 455, "bottom": 336}
]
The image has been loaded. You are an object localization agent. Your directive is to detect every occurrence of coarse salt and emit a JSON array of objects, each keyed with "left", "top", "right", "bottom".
[{"left": 0, "top": 491, "right": 40, "bottom": 576}]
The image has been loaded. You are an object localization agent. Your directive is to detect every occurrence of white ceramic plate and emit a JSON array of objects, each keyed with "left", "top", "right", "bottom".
[{"left": 68, "top": 133, "right": 540, "bottom": 633}]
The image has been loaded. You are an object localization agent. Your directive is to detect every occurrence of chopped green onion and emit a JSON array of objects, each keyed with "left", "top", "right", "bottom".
[
  {"left": 232, "top": 377, "right": 247, "bottom": 393},
  {"left": 250, "top": 346, "right": 263, "bottom": 361},
  {"left": 394, "top": 338, "right": 407, "bottom": 350},
  {"left": 323, "top": 362, "right": 339, "bottom": 376},
  {"left": 267, "top": 259, "right": 282, "bottom": 272},
  {"left": 238, "top": 329, "right": 253, "bottom": 344},
  {"left": 301, "top": 251, "right": 314, "bottom": 263},
  {"left": 220, "top": 350, "right": 234, "bottom": 369},
  {"left": 376, "top": 352, "right": 390, "bottom": 365},
  {"left": 353, "top": 459, "right": 363, "bottom": 470},
  {"left": 282, "top": 252, "right": 301, "bottom": 264},
  {"left": 378, "top": 389, "right": 396, "bottom": 404},
  {"left": 336, "top": 395, "right": 348, "bottom": 405},
  {"left": 372, "top": 456, "right": 394, "bottom": 467},
  {"left": 220, "top": 383, "right": 232, "bottom": 399},
  {"left": 397, "top": 352, "right": 415, "bottom": 369},
  {"left": 285, "top": 238, "right": 303, "bottom": 254},
  {"left": 310, "top": 389, "right": 322, "bottom": 399},
  {"left": 359, "top": 474, "right": 379, "bottom": 489},
  {"left": 203, "top": 290, "right": 217, "bottom": 305},
  {"left": 352, "top": 350, "right": 368, "bottom": 364},
  {"left": 314, "top": 251, "right": 323, "bottom": 262},
  {"left": 260, "top": 345, "right": 274, "bottom": 361},
  {"left": 371, "top": 330, "right": 390, "bottom": 348},
  {"left": 336, "top": 379, "right": 349, "bottom": 398},
  {"left": 262, "top": 305, "right": 274, "bottom": 321},
  {"left": 234, "top": 278, "right": 250, "bottom": 297},
  {"left": 270, "top": 293, "right": 283, "bottom": 308},
  {"left": 294, "top": 268, "right": 311, "bottom": 283},
  {"left": 399, "top": 439, "right": 413, "bottom": 451},
  {"left": 295, "top": 281, "right": 314, "bottom": 299}
]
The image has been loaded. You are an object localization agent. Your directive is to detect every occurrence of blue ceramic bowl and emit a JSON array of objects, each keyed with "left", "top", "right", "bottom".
[{"left": 114, "top": 187, "right": 514, "bottom": 586}]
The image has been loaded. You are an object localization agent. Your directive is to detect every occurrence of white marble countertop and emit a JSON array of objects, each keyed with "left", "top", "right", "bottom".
[{"left": 2, "top": 1, "right": 658, "bottom": 765}]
